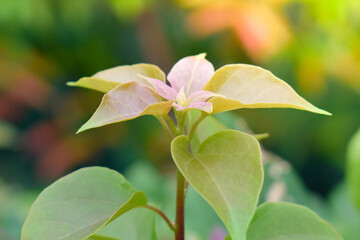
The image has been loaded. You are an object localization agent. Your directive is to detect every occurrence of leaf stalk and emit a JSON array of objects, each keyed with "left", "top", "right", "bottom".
[{"left": 141, "top": 205, "right": 175, "bottom": 232}]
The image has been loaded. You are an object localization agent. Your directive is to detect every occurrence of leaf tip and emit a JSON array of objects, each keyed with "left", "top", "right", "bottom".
[
  {"left": 324, "top": 111, "right": 332, "bottom": 116},
  {"left": 75, "top": 129, "right": 83, "bottom": 134},
  {"left": 314, "top": 108, "right": 332, "bottom": 116},
  {"left": 76, "top": 124, "right": 90, "bottom": 134},
  {"left": 196, "top": 52, "right": 207, "bottom": 59},
  {"left": 253, "top": 133, "right": 270, "bottom": 140}
]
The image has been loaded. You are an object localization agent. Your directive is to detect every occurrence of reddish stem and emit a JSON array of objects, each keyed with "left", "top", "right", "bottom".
[{"left": 175, "top": 171, "right": 186, "bottom": 240}]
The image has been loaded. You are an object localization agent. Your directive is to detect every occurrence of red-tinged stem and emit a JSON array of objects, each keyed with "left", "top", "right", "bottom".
[
  {"left": 175, "top": 170, "right": 186, "bottom": 240},
  {"left": 141, "top": 205, "right": 175, "bottom": 232}
]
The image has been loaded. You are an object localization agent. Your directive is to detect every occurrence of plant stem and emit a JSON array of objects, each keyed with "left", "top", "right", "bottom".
[
  {"left": 155, "top": 115, "right": 175, "bottom": 139},
  {"left": 164, "top": 114, "right": 178, "bottom": 136},
  {"left": 187, "top": 112, "right": 208, "bottom": 143},
  {"left": 175, "top": 111, "right": 186, "bottom": 135},
  {"left": 174, "top": 170, "right": 186, "bottom": 240},
  {"left": 141, "top": 205, "right": 175, "bottom": 232},
  {"left": 158, "top": 111, "right": 188, "bottom": 239}
]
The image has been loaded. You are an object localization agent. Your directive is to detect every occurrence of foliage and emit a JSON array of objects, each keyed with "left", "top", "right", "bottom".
[
  {"left": 22, "top": 167, "right": 147, "bottom": 240},
  {"left": 172, "top": 130, "right": 263, "bottom": 239},
  {"left": 21, "top": 55, "right": 342, "bottom": 240},
  {"left": 0, "top": 1, "right": 359, "bottom": 239},
  {"left": 246, "top": 202, "right": 342, "bottom": 240}
]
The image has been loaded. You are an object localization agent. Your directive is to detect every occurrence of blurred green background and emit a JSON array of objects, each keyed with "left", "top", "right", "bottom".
[{"left": 1, "top": 0, "right": 360, "bottom": 239}]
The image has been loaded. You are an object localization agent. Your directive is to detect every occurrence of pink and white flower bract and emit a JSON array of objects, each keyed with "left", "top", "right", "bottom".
[{"left": 140, "top": 53, "right": 220, "bottom": 113}]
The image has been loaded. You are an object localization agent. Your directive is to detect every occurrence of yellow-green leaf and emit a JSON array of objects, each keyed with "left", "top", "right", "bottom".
[
  {"left": 78, "top": 82, "right": 173, "bottom": 133},
  {"left": 67, "top": 64, "right": 165, "bottom": 93},
  {"left": 171, "top": 130, "right": 263, "bottom": 240},
  {"left": 204, "top": 64, "right": 331, "bottom": 115}
]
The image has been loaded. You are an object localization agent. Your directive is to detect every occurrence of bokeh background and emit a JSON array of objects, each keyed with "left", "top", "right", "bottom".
[{"left": 1, "top": 0, "right": 360, "bottom": 239}]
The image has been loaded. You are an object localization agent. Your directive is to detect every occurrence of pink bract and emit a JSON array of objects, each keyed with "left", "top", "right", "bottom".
[{"left": 140, "top": 53, "right": 218, "bottom": 113}]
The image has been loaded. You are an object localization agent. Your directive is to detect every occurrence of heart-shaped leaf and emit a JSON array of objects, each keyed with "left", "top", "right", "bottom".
[
  {"left": 21, "top": 167, "right": 147, "bottom": 240},
  {"left": 78, "top": 82, "right": 173, "bottom": 133},
  {"left": 171, "top": 130, "right": 263, "bottom": 240},
  {"left": 347, "top": 127, "right": 360, "bottom": 211},
  {"left": 246, "top": 202, "right": 343, "bottom": 240},
  {"left": 67, "top": 64, "right": 165, "bottom": 93},
  {"left": 204, "top": 64, "right": 330, "bottom": 115}
]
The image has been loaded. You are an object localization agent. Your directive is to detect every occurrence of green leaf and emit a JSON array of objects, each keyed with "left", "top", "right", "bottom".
[
  {"left": 91, "top": 208, "right": 157, "bottom": 240},
  {"left": 347, "top": 127, "right": 360, "bottom": 211},
  {"left": 67, "top": 64, "right": 165, "bottom": 93},
  {"left": 246, "top": 202, "right": 343, "bottom": 240},
  {"left": 21, "top": 167, "right": 147, "bottom": 240},
  {"left": 88, "top": 235, "right": 120, "bottom": 240},
  {"left": 171, "top": 130, "right": 263, "bottom": 240},
  {"left": 204, "top": 64, "right": 331, "bottom": 115},
  {"left": 77, "top": 82, "right": 173, "bottom": 133},
  {"left": 186, "top": 110, "right": 227, "bottom": 152}
]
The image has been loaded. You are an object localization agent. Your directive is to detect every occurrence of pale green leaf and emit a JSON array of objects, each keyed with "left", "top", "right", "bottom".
[
  {"left": 246, "top": 202, "right": 343, "bottom": 240},
  {"left": 92, "top": 208, "right": 157, "bottom": 240},
  {"left": 78, "top": 82, "right": 173, "bottom": 133},
  {"left": 347, "top": 127, "right": 360, "bottom": 211},
  {"left": 171, "top": 130, "right": 263, "bottom": 240},
  {"left": 21, "top": 167, "right": 147, "bottom": 240},
  {"left": 67, "top": 64, "right": 165, "bottom": 93},
  {"left": 204, "top": 64, "right": 330, "bottom": 115}
]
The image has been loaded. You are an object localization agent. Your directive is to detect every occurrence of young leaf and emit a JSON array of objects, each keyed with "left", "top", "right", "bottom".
[
  {"left": 171, "top": 130, "right": 263, "bottom": 240},
  {"left": 78, "top": 82, "right": 173, "bottom": 133},
  {"left": 246, "top": 202, "right": 343, "bottom": 240},
  {"left": 347, "top": 127, "right": 360, "bottom": 211},
  {"left": 167, "top": 53, "right": 214, "bottom": 96},
  {"left": 67, "top": 64, "right": 166, "bottom": 93},
  {"left": 21, "top": 167, "right": 147, "bottom": 240},
  {"left": 204, "top": 64, "right": 331, "bottom": 115}
]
